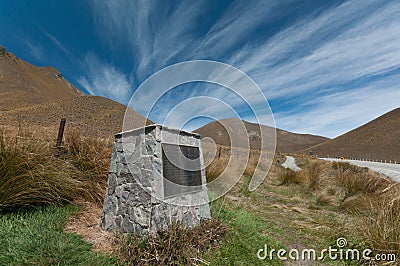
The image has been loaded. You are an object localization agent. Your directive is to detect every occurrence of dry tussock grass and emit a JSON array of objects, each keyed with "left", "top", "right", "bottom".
[
  {"left": 356, "top": 193, "right": 400, "bottom": 257},
  {"left": 317, "top": 193, "right": 337, "bottom": 206},
  {"left": 205, "top": 157, "right": 229, "bottom": 182},
  {"left": 277, "top": 159, "right": 322, "bottom": 188},
  {"left": 204, "top": 146, "right": 269, "bottom": 182},
  {"left": 0, "top": 128, "right": 111, "bottom": 211},
  {"left": 278, "top": 168, "right": 302, "bottom": 185},
  {"left": 329, "top": 163, "right": 399, "bottom": 258},
  {"left": 334, "top": 162, "right": 391, "bottom": 197},
  {"left": 62, "top": 130, "right": 112, "bottom": 205},
  {"left": 113, "top": 219, "right": 227, "bottom": 265},
  {"left": 278, "top": 156, "right": 400, "bottom": 259}
]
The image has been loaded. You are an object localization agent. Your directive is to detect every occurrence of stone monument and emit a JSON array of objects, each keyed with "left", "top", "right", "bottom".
[{"left": 100, "top": 124, "right": 211, "bottom": 236}]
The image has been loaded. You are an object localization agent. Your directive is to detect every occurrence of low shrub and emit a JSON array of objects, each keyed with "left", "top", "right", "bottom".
[{"left": 114, "top": 219, "right": 227, "bottom": 265}]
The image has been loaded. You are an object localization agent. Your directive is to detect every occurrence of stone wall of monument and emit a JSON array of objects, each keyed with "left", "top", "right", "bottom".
[{"left": 100, "top": 125, "right": 211, "bottom": 236}]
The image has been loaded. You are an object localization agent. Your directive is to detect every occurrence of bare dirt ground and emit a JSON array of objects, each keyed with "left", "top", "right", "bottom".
[{"left": 64, "top": 202, "right": 115, "bottom": 254}]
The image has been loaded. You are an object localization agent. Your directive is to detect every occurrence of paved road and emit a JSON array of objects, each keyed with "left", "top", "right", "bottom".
[
  {"left": 282, "top": 156, "right": 301, "bottom": 172},
  {"left": 321, "top": 158, "right": 400, "bottom": 182}
]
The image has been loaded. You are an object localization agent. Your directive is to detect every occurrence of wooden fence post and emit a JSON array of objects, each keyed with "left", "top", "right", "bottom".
[{"left": 55, "top": 118, "right": 66, "bottom": 155}]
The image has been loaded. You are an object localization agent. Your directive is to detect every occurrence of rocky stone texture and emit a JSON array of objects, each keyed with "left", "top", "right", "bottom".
[
  {"left": 100, "top": 125, "right": 211, "bottom": 237},
  {"left": 0, "top": 46, "right": 7, "bottom": 57}
]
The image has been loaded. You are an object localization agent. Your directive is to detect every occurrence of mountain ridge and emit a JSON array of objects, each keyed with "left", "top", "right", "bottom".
[
  {"left": 194, "top": 118, "right": 329, "bottom": 153},
  {"left": 0, "top": 45, "right": 150, "bottom": 138}
]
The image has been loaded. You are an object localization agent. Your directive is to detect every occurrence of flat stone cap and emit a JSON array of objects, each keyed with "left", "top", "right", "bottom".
[{"left": 115, "top": 124, "right": 201, "bottom": 138}]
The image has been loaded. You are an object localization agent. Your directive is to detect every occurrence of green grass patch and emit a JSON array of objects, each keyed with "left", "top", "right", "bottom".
[
  {"left": 0, "top": 205, "right": 116, "bottom": 265},
  {"left": 205, "top": 201, "right": 285, "bottom": 265}
]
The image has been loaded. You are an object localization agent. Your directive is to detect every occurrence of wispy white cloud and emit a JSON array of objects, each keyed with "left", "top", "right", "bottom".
[
  {"left": 235, "top": 0, "right": 400, "bottom": 99},
  {"left": 89, "top": 0, "right": 209, "bottom": 78},
  {"left": 87, "top": 0, "right": 400, "bottom": 136},
  {"left": 77, "top": 53, "right": 132, "bottom": 103},
  {"left": 42, "top": 30, "right": 69, "bottom": 55},
  {"left": 26, "top": 40, "right": 43, "bottom": 61},
  {"left": 273, "top": 74, "right": 400, "bottom": 138},
  {"left": 238, "top": 0, "right": 400, "bottom": 137},
  {"left": 195, "top": 0, "right": 289, "bottom": 57}
]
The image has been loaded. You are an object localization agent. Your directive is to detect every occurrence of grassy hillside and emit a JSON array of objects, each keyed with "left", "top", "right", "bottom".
[
  {"left": 0, "top": 45, "right": 83, "bottom": 112},
  {"left": 0, "top": 45, "right": 151, "bottom": 139},
  {"left": 194, "top": 118, "right": 329, "bottom": 153},
  {"left": 0, "top": 95, "right": 150, "bottom": 139},
  {"left": 307, "top": 108, "right": 400, "bottom": 162}
]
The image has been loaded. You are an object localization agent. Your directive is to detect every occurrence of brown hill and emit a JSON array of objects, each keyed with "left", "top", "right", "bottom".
[
  {"left": 0, "top": 95, "right": 149, "bottom": 138},
  {"left": 194, "top": 118, "right": 329, "bottom": 153},
  {"left": 0, "top": 45, "right": 150, "bottom": 138},
  {"left": 0, "top": 45, "right": 83, "bottom": 112},
  {"left": 305, "top": 108, "right": 400, "bottom": 162}
]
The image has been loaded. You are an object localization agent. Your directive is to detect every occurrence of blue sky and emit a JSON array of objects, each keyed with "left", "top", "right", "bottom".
[{"left": 1, "top": 0, "right": 399, "bottom": 138}]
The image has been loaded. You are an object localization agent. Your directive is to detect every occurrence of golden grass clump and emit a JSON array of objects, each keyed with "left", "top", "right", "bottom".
[
  {"left": 276, "top": 158, "right": 322, "bottom": 188},
  {"left": 0, "top": 131, "right": 81, "bottom": 211},
  {"left": 243, "top": 156, "right": 260, "bottom": 177},
  {"left": 0, "top": 129, "right": 111, "bottom": 211},
  {"left": 316, "top": 193, "right": 335, "bottom": 206},
  {"left": 322, "top": 161, "right": 400, "bottom": 258},
  {"left": 278, "top": 168, "right": 303, "bottom": 185},
  {"left": 205, "top": 157, "right": 229, "bottom": 183},
  {"left": 334, "top": 162, "right": 391, "bottom": 197},
  {"left": 355, "top": 195, "right": 400, "bottom": 258},
  {"left": 62, "top": 130, "right": 112, "bottom": 205},
  {"left": 306, "top": 161, "right": 321, "bottom": 190}
]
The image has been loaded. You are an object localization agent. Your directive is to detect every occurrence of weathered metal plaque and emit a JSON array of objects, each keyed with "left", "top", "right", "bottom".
[{"left": 162, "top": 143, "right": 202, "bottom": 197}]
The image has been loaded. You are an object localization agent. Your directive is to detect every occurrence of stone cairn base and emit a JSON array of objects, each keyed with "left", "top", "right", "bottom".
[{"left": 100, "top": 125, "right": 211, "bottom": 236}]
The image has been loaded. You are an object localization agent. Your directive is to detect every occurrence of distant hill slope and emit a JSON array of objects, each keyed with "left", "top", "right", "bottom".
[
  {"left": 305, "top": 108, "right": 400, "bottom": 162},
  {"left": 194, "top": 118, "right": 329, "bottom": 153},
  {"left": 0, "top": 45, "right": 83, "bottom": 112},
  {"left": 0, "top": 95, "right": 150, "bottom": 138},
  {"left": 0, "top": 45, "right": 151, "bottom": 138}
]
